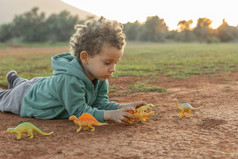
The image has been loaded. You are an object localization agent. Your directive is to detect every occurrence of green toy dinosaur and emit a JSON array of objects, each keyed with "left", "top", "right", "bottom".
[
  {"left": 7, "top": 122, "right": 54, "bottom": 139},
  {"left": 137, "top": 104, "right": 155, "bottom": 112},
  {"left": 173, "top": 98, "right": 198, "bottom": 118}
]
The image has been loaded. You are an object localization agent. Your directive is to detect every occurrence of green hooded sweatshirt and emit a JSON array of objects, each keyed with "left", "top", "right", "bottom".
[{"left": 20, "top": 53, "right": 119, "bottom": 122}]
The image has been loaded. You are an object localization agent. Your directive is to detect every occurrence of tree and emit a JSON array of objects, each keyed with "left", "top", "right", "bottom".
[
  {"left": 216, "top": 19, "right": 238, "bottom": 42},
  {"left": 177, "top": 19, "right": 195, "bottom": 42},
  {"left": 123, "top": 21, "right": 141, "bottom": 41},
  {"left": 193, "top": 18, "right": 214, "bottom": 42},
  {"left": 46, "top": 10, "right": 79, "bottom": 42},
  {"left": 177, "top": 19, "right": 193, "bottom": 32},
  {"left": 12, "top": 7, "right": 47, "bottom": 42},
  {"left": 139, "top": 16, "right": 168, "bottom": 42},
  {"left": 0, "top": 23, "right": 13, "bottom": 42}
]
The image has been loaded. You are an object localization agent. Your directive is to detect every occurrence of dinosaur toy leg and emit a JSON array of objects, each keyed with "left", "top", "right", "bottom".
[
  {"left": 28, "top": 129, "right": 34, "bottom": 139},
  {"left": 188, "top": 110, "right": 191, "bottom": 117},
  {"left": 128, "top": 119, "right": 134, "bottom": 124},
  {"left": 184, "top": 112, "right": 187, "bottom": 117},
  {"left": 179, "top": 111, "right": 183, "bottom": 118},
  {"left": 77, "top": 126, "right": 82, "bottom": 132},
  {"left": 140, "top": 118, "right": 147, "bottom": 122},
  {"left": 84, "top": 127, "right": 89, "bottom": 131},
  {"left": 89, "top": 125, "right": 95, "bottom": 132},
  {"left": 16, "top": 132, "right": 22, "bottom": 140}
]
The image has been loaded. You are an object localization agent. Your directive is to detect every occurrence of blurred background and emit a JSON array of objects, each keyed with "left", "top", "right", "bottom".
[
  {"left": 0, "top": 0, "right": 238, "bottom": 44},
  {"left": 0, "top": 0, "right": 237, "bottom": 88}
]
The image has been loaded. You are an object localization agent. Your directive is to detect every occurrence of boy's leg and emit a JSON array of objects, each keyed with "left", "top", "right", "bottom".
[
  {"left": 0, "top": 77, "right": 43, "bottom": 115},
  {"left": 6, "top": 70, "right": 19, "bottom": 89},
  {"left": 12, "top": 78, "right": 28, "bottom": 88},
  {"left": 0, "top": 88, "right": 23, "bottom": 114},
  {"left": 6, "top": 70, "right": 28, "bottom": 89}
]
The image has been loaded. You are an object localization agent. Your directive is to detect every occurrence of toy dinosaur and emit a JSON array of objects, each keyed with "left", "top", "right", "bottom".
[
  {"left": 173, "top": 98, "right": 199, "bottom": 118},
  {"left": 137, "top": 104, "right": 155, "bottom": 112},
  {"left": 69, "top": 113, "right": 109, "bottom": 132},
  {"left": 128, "top": 109, "right": 154, "bottom": 124},
  {"left": 7, "top": 122, "right": 53, "bottom": 139}
]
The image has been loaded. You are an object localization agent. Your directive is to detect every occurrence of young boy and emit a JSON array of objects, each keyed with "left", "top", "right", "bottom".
[{"left": 0, "top": 17, "right": 146, "bottom": 124}]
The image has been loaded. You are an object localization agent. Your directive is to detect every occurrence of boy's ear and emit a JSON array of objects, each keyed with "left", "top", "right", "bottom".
[{"left": 80, "top": 51, "right": 89, "bottom": 64}]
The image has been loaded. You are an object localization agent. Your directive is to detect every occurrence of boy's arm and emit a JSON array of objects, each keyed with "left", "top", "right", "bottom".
[
  {"left": 92, "top": 80, "right": 119, "bottom": 110},
  {"left": 93, "top": 81, "right": 146, "bottom": 110},
  {"left": 56, "top": 75, "right": 105, "bottom": 122},
  {"left": 117, "top": 101, "right": 146, "bottom": 109}
]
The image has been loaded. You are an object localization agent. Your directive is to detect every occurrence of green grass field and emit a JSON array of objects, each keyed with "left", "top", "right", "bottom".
[
  {"left": 117, "top": 42, "right": 238, "bottom": 78},
  {"left": 0, "top": 42, "right": 238, "bottom": 88}
]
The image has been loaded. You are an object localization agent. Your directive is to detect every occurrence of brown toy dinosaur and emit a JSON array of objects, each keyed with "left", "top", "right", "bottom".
[
  {"left": 7, "top": 122, "right": 53, "bottom": 139},
  {"left": 128, "top": 109, "right": 154, "bottom": 124},
  {"left": 69, "top": 113, "right": 108, "bottom": 132}
]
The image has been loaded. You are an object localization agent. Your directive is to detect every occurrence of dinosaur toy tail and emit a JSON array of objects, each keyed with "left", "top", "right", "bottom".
[
  {"left": 36, "top": 131, "right": 54, "bottom": 136},
  {"left": 97, "top": 123, "right": 109, "bottom": 126},
  {"left": 192, "top": 108, "right": 199, "bottom": 111}
]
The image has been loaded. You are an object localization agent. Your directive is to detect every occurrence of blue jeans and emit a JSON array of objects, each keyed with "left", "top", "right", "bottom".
[{"left": 0, "top": 77, "right": 42, "bottom": 114}]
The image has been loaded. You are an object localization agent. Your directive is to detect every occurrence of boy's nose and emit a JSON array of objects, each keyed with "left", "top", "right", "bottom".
[{"left": 110, "top": 65, "right": 116, "bottom": 73}]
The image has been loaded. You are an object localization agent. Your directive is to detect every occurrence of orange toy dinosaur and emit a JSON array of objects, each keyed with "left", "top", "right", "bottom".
[
  {"left": 128, "top": 109, "right": 154, "bottom": 124},
  {"left": 69, "top": 113, "right": 108, "bottom": 132}
]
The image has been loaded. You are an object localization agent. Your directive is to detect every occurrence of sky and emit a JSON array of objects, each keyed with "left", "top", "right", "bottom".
[{"left": 62, "top": 0, "right": 238, "bottom": 30}]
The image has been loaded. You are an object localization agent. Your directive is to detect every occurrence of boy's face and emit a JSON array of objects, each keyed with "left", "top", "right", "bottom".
[{"left": 82, "top": 44, "right": 124, "bottom": 81}]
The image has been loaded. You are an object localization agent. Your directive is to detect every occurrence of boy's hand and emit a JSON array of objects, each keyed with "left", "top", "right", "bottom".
[
  {"left": 104, "top": 107, "right": 135, "bottom": 124},
  {"left": 117, "top": 101, "right": 146, "bottom": 109}
]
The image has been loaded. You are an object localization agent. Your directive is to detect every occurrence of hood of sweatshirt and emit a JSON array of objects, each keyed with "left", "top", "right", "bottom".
[{"left": 51, "top": 53, "right": 92, "bottom": 85}]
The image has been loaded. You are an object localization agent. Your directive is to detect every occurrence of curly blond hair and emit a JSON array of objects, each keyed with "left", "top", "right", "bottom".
[{"left": 70, "top": 16, "right": 126, "bottom": 62}]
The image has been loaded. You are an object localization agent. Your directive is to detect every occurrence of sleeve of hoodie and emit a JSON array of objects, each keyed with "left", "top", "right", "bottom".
[
  {"left": 56, "top": 75, "right": 106, "bottom": 122},
  {"left": 92, "top": 80, "right": 119, "bottom": 110}
]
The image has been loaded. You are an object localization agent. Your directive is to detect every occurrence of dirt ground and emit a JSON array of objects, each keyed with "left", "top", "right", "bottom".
[{"left": 0, "top": 73, "right": 238, "bottom": 159}]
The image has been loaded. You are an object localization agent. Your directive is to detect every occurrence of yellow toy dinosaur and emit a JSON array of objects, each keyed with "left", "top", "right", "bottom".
[
  {"left": 173, "top": 98, "right": 198, "bottom": 118},
  {"left": 7, "top": 122, "right": 53, "bottom": 139},
  {"left": 69, "top": 113, "right": 108, "bottom": 132},
  {"left": 137, "top": 104, "right": 155, "bottom": 112},
  {"left": 128, "top": 109, "right": 154, "bottom": 124}
]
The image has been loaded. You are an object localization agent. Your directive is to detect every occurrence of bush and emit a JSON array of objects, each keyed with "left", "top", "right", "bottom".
[{"left": 207, "top": 36, "right": 220, "bottom": 44}]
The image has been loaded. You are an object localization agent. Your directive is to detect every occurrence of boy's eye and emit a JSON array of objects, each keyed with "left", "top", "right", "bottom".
[{"left": 104, "top": 61, "right": 119, "bottom": 65}]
